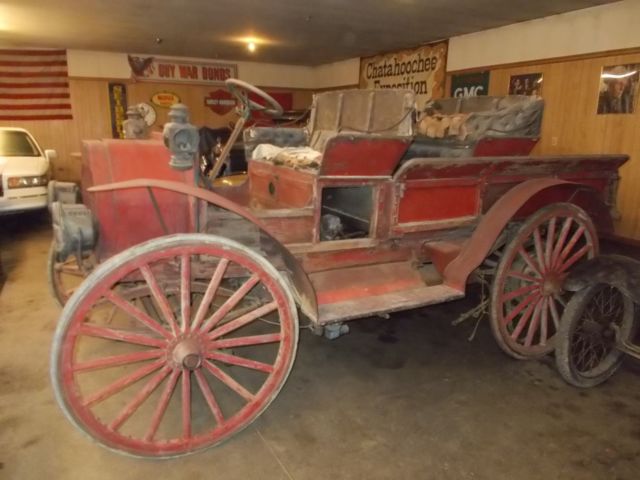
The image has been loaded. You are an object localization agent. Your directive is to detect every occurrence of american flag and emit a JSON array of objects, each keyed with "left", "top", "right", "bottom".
[{"left": 0, "top": 49, "right": 72, "bottom": 121}]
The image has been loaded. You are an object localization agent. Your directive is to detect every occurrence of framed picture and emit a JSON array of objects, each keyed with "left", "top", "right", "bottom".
[
  {"left": 597, "top": 64, "right": 640, "bottom": 114},
  {"left": 509, "top": 73, "right": 543, "bottom": 96}
]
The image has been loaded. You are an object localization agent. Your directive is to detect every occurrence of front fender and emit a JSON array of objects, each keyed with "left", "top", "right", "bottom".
[{"left": 88, "top": 178, "right": 319, "bottom": 322}]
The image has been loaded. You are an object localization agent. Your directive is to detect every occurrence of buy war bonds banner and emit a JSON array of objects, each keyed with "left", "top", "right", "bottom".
[
  {"left": 128, "top": 54, "right": 237, "bottom": 86},
  {"left": 359, "top": 42, "right": 447, "bottom": 109}
]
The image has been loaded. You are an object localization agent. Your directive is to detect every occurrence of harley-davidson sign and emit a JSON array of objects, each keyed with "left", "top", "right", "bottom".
[
  {"left": 205, "top": 90, "right": 237, "bottom": 115},
  {"left": 360, "top": 42, "right": 447, "bottom": 108},
  {"left": 128, "top": 55, "right": 238, "bottom": 86}
]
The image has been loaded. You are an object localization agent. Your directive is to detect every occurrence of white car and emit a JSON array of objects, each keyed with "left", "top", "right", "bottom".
[{"left": 0, "top": 127, "right": 55, "bottom": 215}]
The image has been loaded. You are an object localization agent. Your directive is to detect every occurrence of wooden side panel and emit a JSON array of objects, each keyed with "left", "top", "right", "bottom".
[
  {"left": 248, "top": 160, "right": 315, "bottom": 209},
  {"left": 398, "top": 181, "right": 479, "bottom": 223}
]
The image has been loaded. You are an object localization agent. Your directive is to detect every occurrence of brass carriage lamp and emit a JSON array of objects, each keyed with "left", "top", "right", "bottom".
[{"left": 163, "top": 103, "right": 199, "bottom": 170}]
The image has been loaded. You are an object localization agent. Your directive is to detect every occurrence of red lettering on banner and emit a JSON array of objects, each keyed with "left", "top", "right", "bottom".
[
  {"left": 179, "top": 65, "right": 198, "bottom": 79},
  {"left": 158, "top": 63, "right": 175, "bottom": 78}
]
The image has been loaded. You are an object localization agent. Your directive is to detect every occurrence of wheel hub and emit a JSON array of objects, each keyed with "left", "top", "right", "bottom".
[
  {"left": 172, "top": 336, "right": 203, "bottom": 370},
  {"left": 542, "top": 274, "right": 564, "bottom": 296}
]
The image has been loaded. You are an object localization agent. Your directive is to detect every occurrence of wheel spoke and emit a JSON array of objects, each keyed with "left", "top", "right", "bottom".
[
  {"left": 77, "top": 324, "right": 166, "bottom": 348},
  {"left": 539, "top": 298, "right": 549, "bottom": 346},
  {"left": 59, "top": 265, "right": 85, "bottom": 277},
  {"left": 83, "top": 359, "right": 165, "bottom": 407},
  {"left": 533, "top": 227, "right": 546, "bottom": 271},
  {"left": 544, "top": 217, "right": 557, "bottom": 268},
  {"left": 524, "top": 300, "right": 544, "bottom": 347},
  {"left": 507, "top": 270, "right": 541, "bottom": 283},
  {"left": 73, "top": 349, "right": 164, "bottom": 373},
  {"left": 551, "top": 217, "right": 573, "bottom": 267},
  {"left": 191, "top": 259, "right": 229, "bottom": 331},
  {"left": 503, "top": 292, "right": 540, "bottom": 326},
  {"left": 209, "top": 301, "right": 278, "bottom": 340},
  {"left": 501, "top": 283, "right": 540, "bottom": 303},
  {"left": 140, "top": 264, "right": 180, "bottom": 336},
  {"left": 510, "top": 302, "right": 536, "bottom": 340},
  {"left": 517, "top": 247, "right": 542, "bottom": 277},
  {"left": 200, "top": 274, "right": 261, "bottom": 333},
  {"left": 109, "top": 367, "right": 171, "bottom": 431},
  {"left": 103, "top": 290, "right": 173, "bottom": 340},
  {"left": 181, "top": 254, "right": 191, "bottom": 334},
  {"left": 203, "top": 361, "right": 254, "bottom": 402},
  {"left": 556, "top": 226, "right": 586, "bottom": 269},
  {"left": 207, "top": 351, "right": 274, "bottom": 373},
  {"left": 144, "top": 369, "right": 180, "bottom": 442},
  {"left": 208, "top": 333, "right": 281, "bottom": 350},
  {"left": 181, "top": 370, "right": 191, "bottom": 439},
  {"left": 559, "top": 244, "right": 591, "bottom": 273},
  {"left": 194, "top": 370, "right": 224, "bottom": 425}
]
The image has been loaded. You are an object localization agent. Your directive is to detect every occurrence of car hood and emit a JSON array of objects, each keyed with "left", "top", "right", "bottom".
[{"left": 0, "top": 155, "right": 49, "bottom": 177}]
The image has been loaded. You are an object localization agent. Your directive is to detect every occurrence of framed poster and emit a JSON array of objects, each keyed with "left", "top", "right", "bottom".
[
  {"left": 450, "top": 71, "right": 490, "bottom": 97},
  {"left": 360, "top": 42, "right": 448, "bottom": 109},
  {"left": 597, "top": 64, "right": 639, "bottom": 114},
  {"left": 509, "top": 73, "right": 543, "bottom": 96}
]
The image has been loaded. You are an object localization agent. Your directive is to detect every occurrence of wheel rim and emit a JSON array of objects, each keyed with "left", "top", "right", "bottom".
[
  {"left": 52, "top": 236, "right": 297, "bottom": 457},
  {"left": 569, "top": 285, "right": 628, "bottom": 377},
  {"left": 492, "top": 205, "right": 598, "bottom": 358},
  {"left": 49, "top": 245, "right": 92, "bottom": 306}
]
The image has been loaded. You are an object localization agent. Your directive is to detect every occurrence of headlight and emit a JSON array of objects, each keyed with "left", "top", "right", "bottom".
[{"left": 7, "top": 175, "right": 48, "bottom": 189}]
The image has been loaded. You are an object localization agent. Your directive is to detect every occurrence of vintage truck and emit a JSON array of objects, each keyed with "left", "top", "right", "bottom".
[{"left": 48, "top": 80, "right": 626, "bottom": 457}]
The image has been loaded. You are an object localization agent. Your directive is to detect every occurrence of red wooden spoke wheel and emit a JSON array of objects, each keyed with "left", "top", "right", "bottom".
[
  {"left": 51, "top": 234, "right": 298, "bottom": 458},
  {"left": 555, "top": 284, "right": 636, "bottom": 388},
  {"left": 490, "top": 203, "right": 598, "bottom": 359},
  {"left": 48, "top": 241, "right": 93, "bottom": 307}
]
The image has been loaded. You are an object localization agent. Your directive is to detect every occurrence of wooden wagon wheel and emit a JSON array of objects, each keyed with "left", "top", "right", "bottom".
[
  {"left": 555, "top": 284, "right": 636, "bottom": 388},
  {"left": 47, "top": 241, "right": 94, "bottom": 307},
  {"left": 490, "top": 203, "right": 598, "bottom": 359},
  {"left": 51, "top": 234, "right": 299, "bottom": 458}
]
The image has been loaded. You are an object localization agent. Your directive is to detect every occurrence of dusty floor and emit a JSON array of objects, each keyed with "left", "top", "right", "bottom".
[{"left": 0, "top": 212, "right": 639, "bottom": 480}]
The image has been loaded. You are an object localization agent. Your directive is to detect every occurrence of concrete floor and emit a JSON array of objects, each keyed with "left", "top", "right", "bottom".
[{"left": 1, "top": 212, "right": 639, "bottom": 480}]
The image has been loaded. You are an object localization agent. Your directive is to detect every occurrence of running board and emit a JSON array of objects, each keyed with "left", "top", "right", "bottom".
[{"left": 317, "top": 284, "right": 464, "bottom": 325}]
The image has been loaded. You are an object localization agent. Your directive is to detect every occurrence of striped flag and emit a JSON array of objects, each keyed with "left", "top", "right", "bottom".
[{"left": 0, "top": 49, "right": 72, "bottom": 121}]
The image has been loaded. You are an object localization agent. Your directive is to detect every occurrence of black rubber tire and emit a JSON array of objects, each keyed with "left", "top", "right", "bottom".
[{"left": 555, "top": 283, "right": 636, "bottom": 388}]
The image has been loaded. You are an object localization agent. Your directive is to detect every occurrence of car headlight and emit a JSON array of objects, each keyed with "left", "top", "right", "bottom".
[{"left": 7, "top": 175, "right": 48, "bottom": 189}]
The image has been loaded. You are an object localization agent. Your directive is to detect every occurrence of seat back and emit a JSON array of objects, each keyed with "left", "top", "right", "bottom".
[{"left": 308, "top": 89, "right": 415, "bottom": 152}]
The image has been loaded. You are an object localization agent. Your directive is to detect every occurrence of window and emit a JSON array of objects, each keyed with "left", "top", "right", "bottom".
[{"left": 0, "top": 131, "right": 40, "bottom": 157}]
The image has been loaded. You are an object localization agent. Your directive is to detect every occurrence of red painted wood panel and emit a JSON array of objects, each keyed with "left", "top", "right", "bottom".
[
  {"left": 320, "top": 137, "right": 410, "bottom": 177},
  {"left": 397, "top": 184, "right": 479, "bottom": 223}
]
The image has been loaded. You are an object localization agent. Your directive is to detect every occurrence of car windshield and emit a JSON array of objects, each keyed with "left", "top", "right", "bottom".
[{"left": 0, "top": 131, "right": 40, "bottom": 157}]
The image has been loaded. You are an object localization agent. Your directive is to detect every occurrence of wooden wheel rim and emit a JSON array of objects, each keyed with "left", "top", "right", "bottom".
[
  {"left": 51, "top": 234, "right": 298, "bottom": 458},
  {"left": 490, "top": 204, "right": 598, "bottom": 359}
]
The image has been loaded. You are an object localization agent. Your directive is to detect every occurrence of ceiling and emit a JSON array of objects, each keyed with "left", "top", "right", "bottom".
[{"left": 0, "top": 0, "right": 619, "bottom": 65}]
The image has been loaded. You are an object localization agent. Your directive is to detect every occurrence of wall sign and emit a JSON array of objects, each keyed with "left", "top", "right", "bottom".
[
  {"left": 359, "top": 42, "right": 448, "bottom": 109},
  {"left": 108, "top": 82, "right": 128, "bottom": 139},
  {"left": 205, "top": 90, "right": 236, "bottom": 115},
  {"left": 128, "top": 54, "right": 238, "bottom": 86},
  {"left": 509, "top": 73, "right": 543, "bottom": 96},
  {"left": 597, "top": 64, "right": 639, "bottom": 114},
  {"left": 450, "top": 71, "right": 490, "bottom": 98},
  {"left": 151, "top": 91, "right": 181, "bottom": 108}
]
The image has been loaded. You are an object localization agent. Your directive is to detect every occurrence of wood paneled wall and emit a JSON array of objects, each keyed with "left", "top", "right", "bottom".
[
  {"left": 448, "top": 49, "right": 640, "bottom": 240},
  {"left": 0, "top": 78, "right": 313, "bottom": 182}
]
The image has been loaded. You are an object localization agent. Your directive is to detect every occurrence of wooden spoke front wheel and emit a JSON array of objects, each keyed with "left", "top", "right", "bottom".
[
  {"left": 490, "top": 203, "right": 598, "bottom": 359},
  {"left": 555, "top": 284, "right": 636, "bottom": 388},
  {"left": 51, "top": 234, "right": 298, "bottom": 458}
]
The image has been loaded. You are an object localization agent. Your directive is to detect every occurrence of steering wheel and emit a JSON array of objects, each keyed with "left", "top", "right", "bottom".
[{"left": 225, "top": 78, "right": 284, "bottom": 118}]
